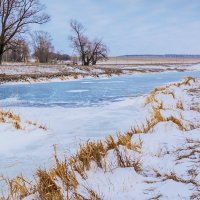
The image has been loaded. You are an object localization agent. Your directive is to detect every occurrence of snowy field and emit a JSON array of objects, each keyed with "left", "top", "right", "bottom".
[
  {"left": 0, "top": 64, "right": 194, "bottom": 75},
  {"left": 1, "top": 63, "right": 200, "bottom": 84},
  {"left": 98, "top": 56, "right": 200, "bottom": 65},
  {"left": 0, "top": 70, "right": 200, "bottom": 199},
  {"left": 0, "top": 98, "right": 141, "bottom": 177}
]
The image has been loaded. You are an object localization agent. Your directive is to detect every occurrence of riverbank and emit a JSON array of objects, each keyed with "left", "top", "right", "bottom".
[
  {"left": 0, "top": 62, "right": 200, "bottom": 84},
  {"left": 1, "top": 77, "right": 200, "bottom": 199}
]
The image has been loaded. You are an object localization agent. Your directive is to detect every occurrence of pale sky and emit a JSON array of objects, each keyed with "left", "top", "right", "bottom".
[{"left": 34, "top": 0, "right": 200, "bottom": 56}]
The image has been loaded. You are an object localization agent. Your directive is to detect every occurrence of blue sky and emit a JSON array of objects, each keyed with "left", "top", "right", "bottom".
[{"left": 35, "top": 0, "right": 200, "bottom": 55}]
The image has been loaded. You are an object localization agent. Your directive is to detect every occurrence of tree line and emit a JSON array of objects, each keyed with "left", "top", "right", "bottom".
[{"left": 0, "top": 0, "right": 108, "bottom": 65}]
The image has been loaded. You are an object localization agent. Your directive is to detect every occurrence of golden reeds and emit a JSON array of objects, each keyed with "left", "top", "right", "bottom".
[{"left": 1, "top": 130, "right": 143, "bottom": 199}]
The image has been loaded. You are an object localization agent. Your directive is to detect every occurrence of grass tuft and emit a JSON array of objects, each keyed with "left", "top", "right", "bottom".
[{"left": 36, "top": 169, "right": 63, "bottom": 200}]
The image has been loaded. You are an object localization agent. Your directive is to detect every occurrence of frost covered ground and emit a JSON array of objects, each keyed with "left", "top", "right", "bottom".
[
  {"left": 0, "top": 77, "right": 200, "bottom": 199},
  {"left": 0, "top": 63, "right": 195, "bottom": 75},
  {"left": 1, "top": 62, "right": 200, "bottom": 84}
]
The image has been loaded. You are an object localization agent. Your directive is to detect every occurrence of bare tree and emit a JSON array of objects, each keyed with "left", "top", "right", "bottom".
[
  {"left": 69, "top": 20, "right": 88, "bottom": 65},
  {"left": 2, "top": 38, "right": 29, "bottom": 62},
  {"left": 0, "top": 0, "right": 50, "bottom": 64},
  {"left": 90, "top": 39, "right": 108, "bottom": 65},
  {"left": 32, "top": 31, "right": 54, "bottom": 63},
  {"left": 70, "top": 20, "right": 108, "bottom": 66},
  {"left": 7, "top": 38, "right": 29, "bottom": 62}
]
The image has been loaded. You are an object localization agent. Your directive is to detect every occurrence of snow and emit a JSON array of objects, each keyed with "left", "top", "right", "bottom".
[
  {"left": 75, "top": 77, "right": 200, "bottom": 199},
  {"left": 0, "top": 63, "right": 200, "bottom": 81},
  {"left": 0, "top": 65, "right": 62, "bottom": 75},
  {"left": 0, "top": 97, "right": 144, "bottom": 177},
  {"left": 0, "top": 76, "right": 200, "bottom": 199}
]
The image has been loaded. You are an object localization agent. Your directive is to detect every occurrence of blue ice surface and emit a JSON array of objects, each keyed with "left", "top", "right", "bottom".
[{"left": 0, "top": 71, "right": 200, "bottom": 107}]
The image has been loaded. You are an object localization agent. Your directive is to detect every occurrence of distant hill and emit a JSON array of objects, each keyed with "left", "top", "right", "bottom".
[{"left": 119, "top": 54, "right": 200, "bottom": 58}]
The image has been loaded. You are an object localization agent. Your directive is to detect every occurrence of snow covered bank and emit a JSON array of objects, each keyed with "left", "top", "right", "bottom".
[
  {"left": 1, "top": 77, "right": 200, "bottom": 199},
  {"left": 0, "top": 63, "right": 200, "bottom": 85},
  {"left": 0, "top": 97, "right": 143, "bottom": 177}
]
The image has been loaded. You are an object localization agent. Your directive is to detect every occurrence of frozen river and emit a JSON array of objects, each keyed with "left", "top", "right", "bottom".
[
  {"left": 1, "top": 71, "right": 200, "bottom": 107},
  {"left": 0, "top": 71, "right": 200, "bottom": 178}
]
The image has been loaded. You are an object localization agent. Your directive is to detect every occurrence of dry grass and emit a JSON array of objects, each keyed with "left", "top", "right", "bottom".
[
  {"left": 151, "top": 168, "right": 200, "bottom": 199},
  {"left": 13, "top": 121, "right": 22, "bottom": 130},
  {"left": 78, "top": 187, "right": 104, "bottom": 200},
  {"left": 26, "top": 120, "right": 47, "bottom": 131},
  {"left": 73, "top": 74, "right": 78, "bottom": 79},
  {"left": 145, "top": 77, "right": 196, "bottom": 106},
  {"left": 149, "top": 194, "right": 163, "bottom": 200},
  {"left": 68, "top": 140, "right": 106, "bottom": 180},
  {"left": 36, "top": 169, "right": 63, "bottom": 200},
  {"left": 117, "top": 132, "right": 142, "bottom": 152},
  {"left": 115, "top": 148, "right": 142, "bottom": 172},
  {"left": 0, "top": 110, "right": 22, "bottom": 129},
  {"left": 131, "top": 107, "right": 186, "bottom": 134},
  {"left": 139, "top": 76, "right": 197, "bottom": 133},
  {"left": 172, "top": 76, "right": 196, "bottom": 88},
  {"left": 189, "top": 86, "right": 200, "bottom": 112},
  {"left": 162, "top": 91, "right": 175, "bottom": 98},
  {"left": 176, "top": 101, "right": 184, "bottom": 110},
  {"left": 1, "top": 131, "right": 143, "bottom": 199},
  {"left": 69, "top": 133, "right": 143, "bottom": 177},
  {"left": 165, "top": 115, "right": 185, "bottom": 131},
  {"left": 162, "top": 171, "right": 199, "bottom": 186},
  {"left": 151, "top": 138, "right": 200, "bottom": 199},
  {"left": 140, "top": 77, "right": 198, "bottom": 133},
  {"left": 145, "top": 90, "right": 158, "bottom": 105},
  {"left": 0, "top": 110, "right": 48, "bottom": 131},
  {"left": 59, "top": 75, "right": 67, "bottom": 81},
  {"left": 175, "top": 138, "right": 200, "bottom": 161},
  {"left": 0, "top": 175, "right": 32, "bottom": 200},
  {"left": 181, "top": 76, "right": 196, "bottom": 85},
  {"left": 190, "top": 103, "right": 200, "bottom": 112},
  {"left": 52, "top": 153, "right": 78, "bottom": 197},
  {"left": 104, "top": 69, "right": 112, "bottom": 77}
]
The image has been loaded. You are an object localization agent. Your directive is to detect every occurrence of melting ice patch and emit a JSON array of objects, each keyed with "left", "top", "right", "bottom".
[
  {"left": 97, "top": 81, "right": 125, "bottom": 84},
  {"left": 81, "top": 82, "right": 94, "bottom": 84},
  {"left": 66, "top": 90, "right": 89, "bottom": 93}
]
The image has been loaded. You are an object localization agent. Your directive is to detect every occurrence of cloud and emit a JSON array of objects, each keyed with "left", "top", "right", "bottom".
[{"left": 36, "top": 0, "right": 200, "bottom": 55}]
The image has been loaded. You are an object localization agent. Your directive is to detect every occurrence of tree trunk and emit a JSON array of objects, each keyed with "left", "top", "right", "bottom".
[
  {"left": 84, "top": 57, "right": 90, "bottom": 66},
  {"left": 92, "top": 58, "right": 97, "bottom": 65},
  {"left": 81, "top": 55, "right": 85, "bottom": 66},
  {"left": 83, "top": 60, "right": 89, "bottom": 66},
  {"left": 0, "top": 47, "right": 4, "bottom": 65}
]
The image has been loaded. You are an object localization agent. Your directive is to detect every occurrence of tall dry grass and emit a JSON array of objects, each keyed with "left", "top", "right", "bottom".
[
  {"left": 1, "top": 131, "right": 143, "bottom": 199},
  {"left": 133, "top": 77, "right": 198, "bottom": 134}
]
